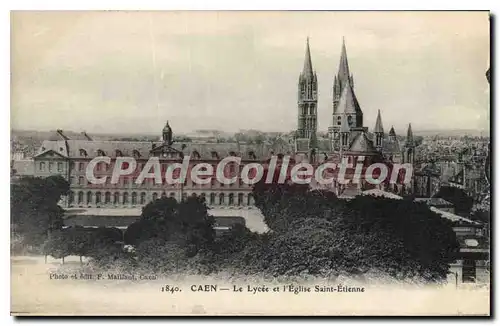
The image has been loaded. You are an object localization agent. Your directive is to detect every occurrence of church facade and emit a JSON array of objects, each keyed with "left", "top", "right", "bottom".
[{"left": 295, "top": 38, "right": 414, "bottom": 167}]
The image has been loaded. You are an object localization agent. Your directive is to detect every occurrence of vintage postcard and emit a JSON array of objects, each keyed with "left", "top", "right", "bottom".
[{"left": 10, "top": 11, "right": 490, "bottom": 316}]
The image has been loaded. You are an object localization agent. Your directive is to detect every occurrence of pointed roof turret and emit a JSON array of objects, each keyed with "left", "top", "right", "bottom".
[
  {"left": 405, "top": 123, "right": 414, "bottom": 147},
  {"left": 301, "top": 37, "right": 314, "bottom": 79},
  {"left": 373, "top": 110, "right": 384, "bottom": 133},
  {"left": 340, "top": 113, "right": 350, "bottom": 133},
  {"left": 389, "top": 126, "right": 396, "bottom": 137},
  {"left": 338, "top": 37, "right": 351, "bottom": 85},
  {"left": 337, "top": 79, "right": 362, "bottom": 114},
  {"left": 163, "top": 120, "right": 172, "bottom": 132}
]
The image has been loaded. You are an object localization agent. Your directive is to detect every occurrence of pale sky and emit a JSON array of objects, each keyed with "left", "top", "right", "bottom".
[{"left": 11, "top": 11, "right": 490, "bottom": 134}]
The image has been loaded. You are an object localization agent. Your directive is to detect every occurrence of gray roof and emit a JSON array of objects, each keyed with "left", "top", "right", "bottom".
[
  {"left": 348, "top": 132, "right": 377, "bottom": 153},
  {"left": 382, "top": 138, "right": 401, "bottom": 155},
  {"left": 35, "top": 139, "right": 294, "bottom": 161},
  {"left": 414, "top": 197, "right": 454, "bottom": 207}
]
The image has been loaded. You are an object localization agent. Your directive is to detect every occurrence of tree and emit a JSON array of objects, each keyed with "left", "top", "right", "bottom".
[
  {"left": 42, "top": 230, "right": 71, "bottom": 264},
  {"left": 64, "top": 226, "right": 93, "bottom": 264},
  {"left": 251, "top": 182, "right": 459, "bottom": 282},
  {"left": 125, "top": 196, "right": 215, "bottom": 255},
  {"left": 136, "top": 238, "right": 187, "bottom": 273},
  {"left": 11, "top": 176, "right": 69, "bottom": 248}
]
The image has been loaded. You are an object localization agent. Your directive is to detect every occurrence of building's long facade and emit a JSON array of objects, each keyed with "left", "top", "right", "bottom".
[{"left": 33, "top": 125, "right": 294, "bottom": 209}]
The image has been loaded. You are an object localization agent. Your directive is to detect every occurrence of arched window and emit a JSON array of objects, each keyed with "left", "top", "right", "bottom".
[
  {"left": 152, "top": 193, "right": 158, "bottom": 201},
  {"left": 248, "top": 151, "right": 256, "bottom": 160},
  {"left": 131, "top": 192, "right": 137, "bottom": 205},
  {"left": 123, "top": 192, "right": 129, "bottom": 205},
  {"left": 247, "top": 193, "right": 253, "bottom": 206},
  {"left": 97, "top": 149, "right": 106, "bottom": 156},
  {"left": 105, "top": 192, "right": 111, "bottom": 204},
  {"left": 219, "top": 193, "right": 225, "bottom": 205},
  {"left": 79, "top": 149, "right": 88, "bottom": 157},
  {"left": 211, "top": 151, "right": 219, "bottom": 159},
  {"left": 115, "top": 149, "right": 123, "bottom": 157},
  {"left": 238, "top": 193, "right": 244, "bottom": 206},
  {"left": 140, "top": 192, "right": 146, "bottom": 204},
  {"left": 95, "top": 192, "right": 102, "bottom": 204},
  {"left": 39, "top": 162, "right": 45, "bottom": 171},
  {"left": 68, "top": 191, "right": 74, "bottom": 205},
  {"left": 132, "top": 150, "right": 141, "bottom": 158},
  {"left": 113, "top": 192, "right": 119, "bottom": 204},
  {"left": 337, "top": 116, "right": 341, "bottom": 125},
  {"left": 309, "top": 104, "right": 315, "bottom": 115},
  {"left": 161, "top": 192, "right": 167, "bottom": 198},
  {"left": 228, "top": 193, "right": 234, "bottom": 205},
  {"left": 86, "top": 191, "right": 92, "bottom": 205},
  {"left": 210, "top": 193, "right": 216, "bottom": 205},
  {"left": 192, "top": 150, "right": 201, "bottom": 159},
  {"left": 77, "top": 191, "right": 84, "bottom": 204}
]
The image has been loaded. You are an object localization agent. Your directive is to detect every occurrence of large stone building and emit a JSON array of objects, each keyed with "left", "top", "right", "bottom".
[
  {"left": 33, "top": 124, "right": 294, "bottom": 209},
  {"left": 33, "top": 37, "right": 418, "bottom": 208}
]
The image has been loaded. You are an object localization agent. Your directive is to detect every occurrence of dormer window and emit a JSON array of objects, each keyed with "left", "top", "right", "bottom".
[
  {"left": 59, "top": 147, "right": 64, "bottom": 152},
  {"left": 132, "top": 150, "right": 141, "bottom": 158},
  {"left": 192, "top": 150, "right": 201, "bottom": 159},
  {"left": 248, "top": 151, "right": 256, "bottom": 160},
  {"left": 79, "top": 149, "right": 87, "bottom": 157},
  {"left": 115, "top": 150, "right": 123, "bottom": 157},
  {"left": 97, "top": 149, "right": 106, "bottom": 156},
  {"left": 211, "top": 151, "right": 219, "bottom": 159},
  {"left": 229, "top": 151, "right": 237, "bottom": 157}
]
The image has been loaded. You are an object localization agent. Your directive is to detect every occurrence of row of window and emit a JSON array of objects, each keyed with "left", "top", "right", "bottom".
[
  {"left": 69, "top": 176, "right": 249, "bottom": 187},
  {"left": 69, "top": 162, "right": 242, "bottom": 173},
  {"left": 68, "top": 191, "right": 253, "bottom": 206},
  {"left": 38, "top": 162, "right": 64, "bottom": 172},
  {"left": 300, "top": 104, "right": 316, "bottom": 116},
  {"left": 77, "top": 149, "right": 259, "bottom": 160}
]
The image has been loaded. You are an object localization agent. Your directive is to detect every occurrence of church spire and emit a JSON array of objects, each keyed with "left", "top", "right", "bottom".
[
  {"left": 373, "top": 110, "right": 384, "bottom": 150},
  {"left": 373, "top": 110, "right": 384, "bottom": 133},
  {"left": 302, "top": 37, "right": 314, "bottom": 78},
  {"left": 297, "top": 37, "right": 318, "bottom": 140},
  {"left": 338, "top": 37, "right": 351, "bottom": 86}
]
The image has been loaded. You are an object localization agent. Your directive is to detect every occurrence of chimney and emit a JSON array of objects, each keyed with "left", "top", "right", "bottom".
[{"left": 56, "top": 129, "right": 69, "bottom": 140}]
